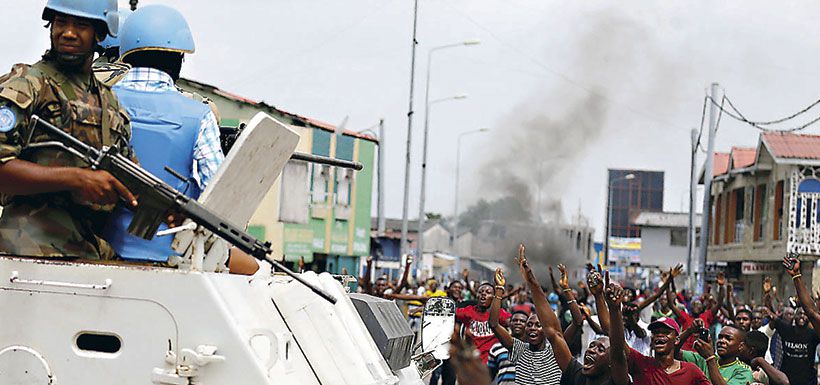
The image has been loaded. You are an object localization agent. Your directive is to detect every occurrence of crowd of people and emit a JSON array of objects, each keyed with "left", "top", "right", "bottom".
[{"left": 361, "top": 246, "right": 820, "bottom": 385}]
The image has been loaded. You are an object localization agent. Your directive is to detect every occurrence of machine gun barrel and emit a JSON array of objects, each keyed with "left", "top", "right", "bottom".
[
  {"left": 220, "top": 125, "right": 362, "bottom": 170},
  {"left": 291, "top": 152, "right": 363, "bottom": 170},
  {"left": 26, "top": 115, "right": 337, "bottom": 304}
]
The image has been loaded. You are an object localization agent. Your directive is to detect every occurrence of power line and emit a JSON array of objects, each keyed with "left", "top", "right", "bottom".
[
  {"left": 695, "top": 95, "right": 708, "bottom": 153},
  {"left": 708, "top": 95, "right": 820, "bottom": 133}
]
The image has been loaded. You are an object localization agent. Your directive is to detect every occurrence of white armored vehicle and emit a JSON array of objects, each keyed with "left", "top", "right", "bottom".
[{"left": 0, "top": 113, "right": 444, "bottom": 385}]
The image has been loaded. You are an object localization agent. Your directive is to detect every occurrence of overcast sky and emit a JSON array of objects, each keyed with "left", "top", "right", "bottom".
[{"left": 4, "top": 1, "right": 820, "bottom": 241}]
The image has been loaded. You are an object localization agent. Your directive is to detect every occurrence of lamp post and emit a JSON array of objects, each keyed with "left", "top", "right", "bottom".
[
  {"left": 357, "top": 120, "right": 385, "bottom": 237},
  {"left": 604, "top": 173, "right": 635, "bottom": 266},
  {"left": 399, "top": 0, "right": 421, "bottom": 258},
  {"left": 451, "top": 128, "right": 489, "bottom": 252},
  {"left": 417, "top": 94, "right": 468, "bottom": 258},
  {"left": 413, "top": 39, "right": 480, "bottom": 260}
]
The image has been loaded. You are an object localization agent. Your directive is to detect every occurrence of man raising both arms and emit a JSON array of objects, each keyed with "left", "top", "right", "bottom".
[
  {"left": 488, "top": 245, "right": 561, "bottom": 385},
  {"left": 781, "top": 254, "right": 820, "bottom": 385}
]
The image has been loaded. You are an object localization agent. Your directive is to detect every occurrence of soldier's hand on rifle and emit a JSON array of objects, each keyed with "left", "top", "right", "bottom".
[{"left": 72, "top": 168, "right": 137, "bottom": 207}]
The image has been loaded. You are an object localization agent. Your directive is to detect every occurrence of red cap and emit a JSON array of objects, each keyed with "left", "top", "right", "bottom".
[{"left": 648, "top": 317, "right": 680, "bottom": 334}]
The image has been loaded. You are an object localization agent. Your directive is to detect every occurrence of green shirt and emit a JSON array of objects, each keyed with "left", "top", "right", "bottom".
[{"left": 682, "top": 350, "right": 754, "bottom": 385}]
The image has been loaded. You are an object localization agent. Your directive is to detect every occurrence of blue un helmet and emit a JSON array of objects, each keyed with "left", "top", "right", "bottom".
[
  {"left": 119, "top": 5, "right": 195, "bottom": 60},
  {"left": 99, "top": 8, "right": 132, "bottom": 50},
  {"left": 42, "top": 0, "right": 119, "bottom": 38}
]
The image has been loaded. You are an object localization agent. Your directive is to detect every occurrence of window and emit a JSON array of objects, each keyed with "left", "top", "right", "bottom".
[
  {"left": 280, "top": 161, "right": 310, "bottom": 224},
  {"left": 774, "top": 181, "right": 784, "bottom": 241},
  {"left": 335, "top": 168, "right": 353, "bottom": 207},
  {"left": 310, "top": 164, "right": 329, "bottom": 203},
  {"left": 716, "top": 194, "right": 724, "bottom": 244},
  {"left": 734, "top": 188, "right": 746, "bottom": 243},
  {"left": 753, "top": 184, "right": 767, "bottom": 241},
  {"left": 670, "top": 228, "right": 687, "bottom": 247},
  {"left": 724, "top": 192, "right": 734, "bottom": 244}
]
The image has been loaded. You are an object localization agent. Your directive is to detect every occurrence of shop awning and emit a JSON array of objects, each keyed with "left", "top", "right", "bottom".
[{"left": 473, "top": 259, "right": 507, "bottom": 272}]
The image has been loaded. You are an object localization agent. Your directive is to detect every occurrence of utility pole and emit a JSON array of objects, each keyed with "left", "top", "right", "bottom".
[
  {"left": 687, "top": 128, "right": 698, "bottom": 291},
  {"left": 377, "top": 119, "right": 386, "bottom": 236},
  {"left": 399, "top": 0, "right": 420, "bottom": 258},
  {"left": 697, "top": 83, "right": 720, "bottom": 294}
]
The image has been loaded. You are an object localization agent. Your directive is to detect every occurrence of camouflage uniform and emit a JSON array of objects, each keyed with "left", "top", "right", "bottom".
[
  {"left": 0, "top": 53, "right": 133, "bottom": 260},
  {"left": 92, "top": 60, "right": 131, "bottom": 88}
]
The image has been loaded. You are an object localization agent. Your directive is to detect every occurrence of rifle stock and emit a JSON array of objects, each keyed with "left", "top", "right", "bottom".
[{"left": 25, "top": 115, "right": 337, "bottom": 304}]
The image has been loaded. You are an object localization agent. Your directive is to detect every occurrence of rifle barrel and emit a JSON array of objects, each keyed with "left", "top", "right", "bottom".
[{"left": 291, "top": 152, "right": 363, "bottom": 171}]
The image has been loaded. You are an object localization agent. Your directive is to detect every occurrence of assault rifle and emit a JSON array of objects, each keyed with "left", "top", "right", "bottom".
[{"left": 24, "top": 115, "right": 338, "bottom": 304}]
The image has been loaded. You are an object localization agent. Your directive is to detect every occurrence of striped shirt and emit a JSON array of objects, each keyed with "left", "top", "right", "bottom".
[
  {"left": 114, "top": 67, "right": 224, "bottom": 190},
  {"left": 488, "top": 342, "right": 516, "bottom": 384},
  {"left": 510, "top": 338, "right": 561, "bottom": 385}
]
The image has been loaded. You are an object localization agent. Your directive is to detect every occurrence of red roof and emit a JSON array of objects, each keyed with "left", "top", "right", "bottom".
[
  {"left": 763, "top": 132, "right": 820, "bottom": 160},
  {"left": 730, "top": 147, "right": 756, "bottom": 170},
  {"left": 714, "top": 152, "right": 730, "bottom": 176},
  {"left": 183, "top": 78, "right": 378, "bottom": 143}
]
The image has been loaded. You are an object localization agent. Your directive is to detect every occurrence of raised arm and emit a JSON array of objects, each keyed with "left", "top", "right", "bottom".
[
  {"left": 517, "top": 245, "right": 573, "bottom": 370},
  {"left": 693, "top": 337, "right": 729, "bottom": 385},
  {"left": 715, "top": 272, "right": 731, "bottom": 319},
  {"left": 784, "top": 255, "right": 820, "bottom": 333},
  {"left": 604, "top": 274, "right": 630, "bottom": 385},
  {"left": 462, "top": 268, "right": 477, "bottom": 298},
  {"left": 361, "top": 256, "right": 374, "bottom": 294},
  {"left": 675, "top": 318, "right": 704, "bottom": 358},
  {"left": 635, "top": 264, "right": 681, "bottom": 312},
  {"left": 557, "top": 264, "right": 584, "bottom": 330},
  {"left": 587, "top": 264, "right": 610, "bottom": 336},
  {"left": 396, "top": 255, "right": 412, "bottom": 292},
  {"left": 666, "top": 274, "right": 686, "bottom": 320},
  {"left": 488, "top": 268, "right": 514, "bottom": 350},
  {"left": 751, "top": 357, "right": 790, "bottom": 385}
]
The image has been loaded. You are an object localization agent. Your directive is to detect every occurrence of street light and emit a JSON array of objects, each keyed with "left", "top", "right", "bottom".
[
  {"left": 417, "top": 94, "right": 468, "bottom": 258},
  {"left": 409, "top": 39, "right": 480, "bottom": 259},
  {"left": 451, "top": 128, "right": 490, "bottom": 252},
  {"left": 604, "top": 173, "right": 635, "bottom": 266}
]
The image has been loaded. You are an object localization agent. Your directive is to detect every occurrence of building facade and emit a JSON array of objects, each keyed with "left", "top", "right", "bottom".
[
  {"left": 631, "top": 211, "right": 701, "bottom": 271},
  {"left": 178, "top": 78, "right": 377, "bottom": 275},
  {"left": 605, "top": 169, "right": 664, "bottom": 266},
  {"left": 703, "top": 133, "right": 820, "bottom": 300}
]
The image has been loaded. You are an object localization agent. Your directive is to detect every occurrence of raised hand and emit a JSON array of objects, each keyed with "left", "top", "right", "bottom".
[
  {"left": 671, "top": 263, "right": 683, "bottom": 278},
  {"left": 693, "top": 337, "right": 714, "bottom": 359},
  {"left": 691, "top": 317, "right": 705, "bottom": 331},
  {"left": 605, "top": 272, "right": 623, "bottom": 305},
  {"left": 580, "top": 304, "right": 592, "bottom": 318},
  {"left": 716, "top": 271, "right": 726, "bottom": 286},
  {"left": 462, "top": 268, "right": 469, "bottom": 280},
  {"left": 494, "top": 267, "right": 506, "bottom": 287},
  {"left": 783, "top": 254, "right": 801, "bottom": 277},
  {"left": 763, "top": 276, "right": 773, "bottom": 294},
  {"left": 405, "top": 255, "right": 413, "bottom": 266},
  {"left": 557, "top": 264, "right": 570, "bottom": 290},
  {"left": 586, "top": 263, "right": 604, "bottom": 296}
]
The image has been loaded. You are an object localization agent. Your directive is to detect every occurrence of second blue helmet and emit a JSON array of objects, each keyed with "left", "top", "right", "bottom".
[{"left": 119, "top": 4, "right": 195, "bottom": 59}]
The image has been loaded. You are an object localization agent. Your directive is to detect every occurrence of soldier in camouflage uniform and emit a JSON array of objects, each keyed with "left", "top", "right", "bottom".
[{"left": 0, "top": 0, "right": 136, "bottom": 260}]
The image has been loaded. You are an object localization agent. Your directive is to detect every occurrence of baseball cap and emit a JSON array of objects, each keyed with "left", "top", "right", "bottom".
[{"left": 648, "top": 317, "right": 680, "bottom": 334}]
